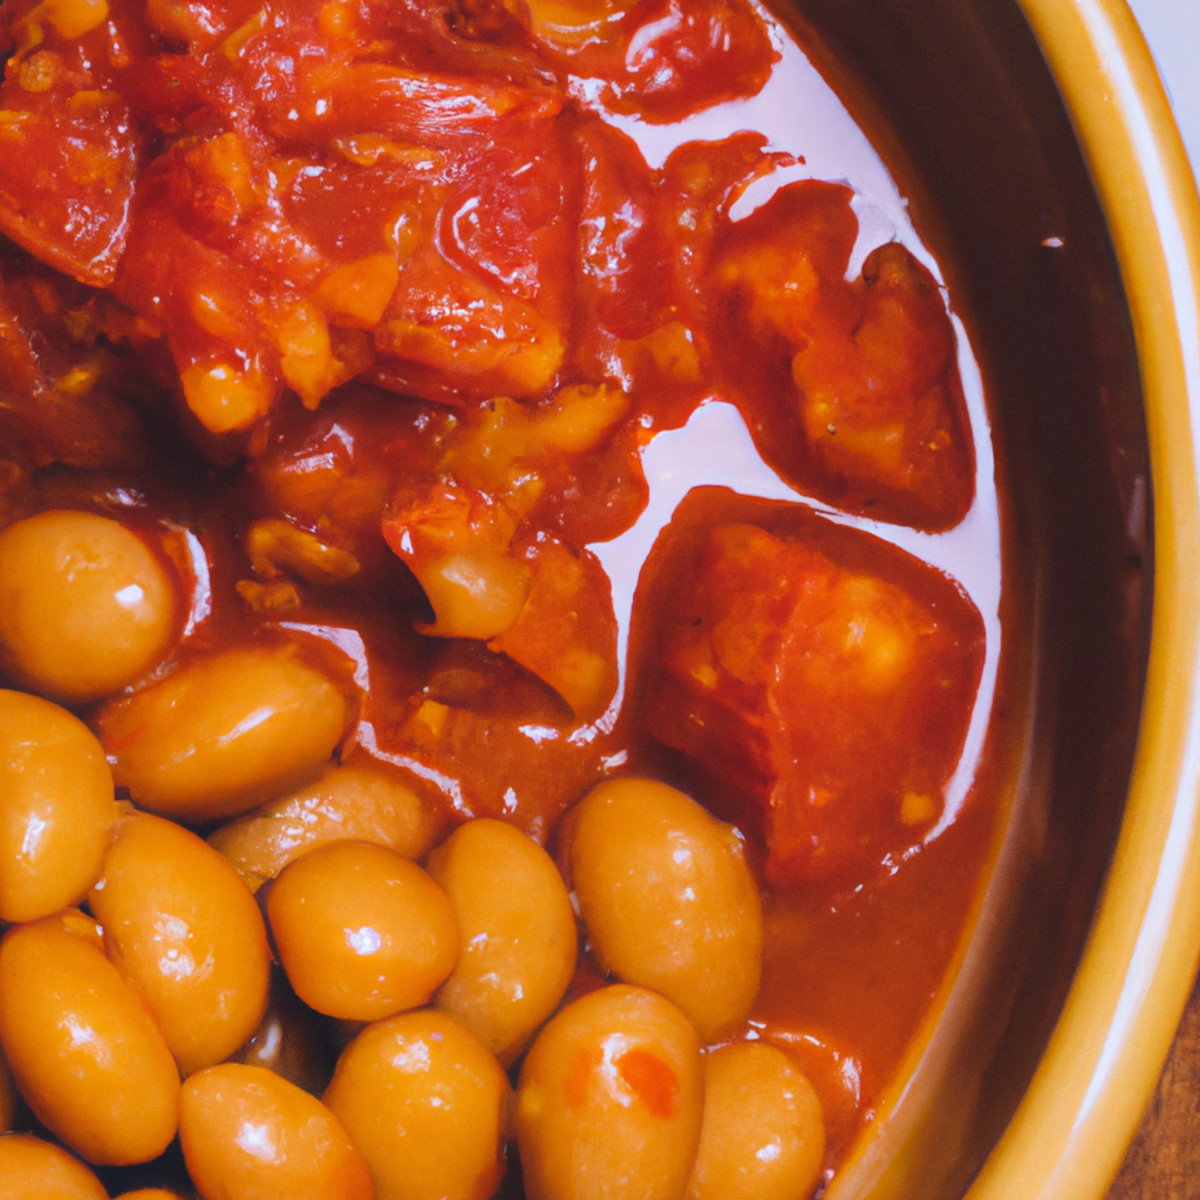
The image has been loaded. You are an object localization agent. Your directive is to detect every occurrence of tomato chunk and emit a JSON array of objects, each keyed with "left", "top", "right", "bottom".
[
  {"left": 0, "top": 52, "right": 140, "bottom": 286},
  {"left": 636, "top": 493, "right": 985, "bottom": 890},
  {"left": 489, "top": 530, "right": 618, "bottom": 722},
  {"left": 713, "top": 183, "right": 975, "bottom": 528},
  {"left": 528, "top": 0, "right": 778, "bottom": 123}
]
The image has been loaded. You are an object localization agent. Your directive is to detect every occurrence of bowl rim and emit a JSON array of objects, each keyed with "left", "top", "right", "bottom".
[{"left": 966, "top": 1, "right": 1200, "bottom": 1197}]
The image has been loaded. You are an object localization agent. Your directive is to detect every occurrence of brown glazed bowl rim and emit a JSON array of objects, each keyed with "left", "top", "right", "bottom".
[{"left": 965, "top": 0, "right": 1200, "bottom": 1197}]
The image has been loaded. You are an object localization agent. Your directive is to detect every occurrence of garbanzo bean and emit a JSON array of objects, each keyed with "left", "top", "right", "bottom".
[
  {"left": 0, "top": 690, "right": 118, "bottom": 924},
  {"left": 88, "top": 812, "right": 272, "bottom": 1075},
  {"left": 427, "top": 817, "right": 577, "bottom": 1065},
  {"left": 180, "top": 1063, "right": 374, "bottom": 1200},
  {"left": 684, "top": 1042, "right": 825, "bottom": 1200},
  {"left": 324, "top": 1009, "right": 510, "bottom": 1200},
  {"left": 569, "top": 777, "right": 763, "bottom": 1041},
  {"left": 267, "top": 840, "right": 458, "bottom": 1021},
  {"left": 0, "top": 910, "right": 179, "bottom": 1165},
  {"left": 515, "top": 984, "right": 704, "bottom": 1200},
  {"left": 0, "top": 510, "right": 178, "bottom": 703},
  {"left": 95, "top": 644, "right": 349, "bottom": 822},
  {"left": 0, "top": 1133, "right": 109, "bottom": 1200},
  {"left": 209, "top": 760, "right": 448, "bottom": 892}
]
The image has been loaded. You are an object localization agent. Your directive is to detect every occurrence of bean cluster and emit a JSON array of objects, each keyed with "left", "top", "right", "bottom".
[{"left": 0, "top": 508, "right": 825, "bottom": 1200}]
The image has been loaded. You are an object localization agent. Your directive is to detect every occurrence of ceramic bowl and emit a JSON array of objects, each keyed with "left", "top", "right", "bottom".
[{"left": 776, "top": 1, "right": 1200, "bottom": 1196}]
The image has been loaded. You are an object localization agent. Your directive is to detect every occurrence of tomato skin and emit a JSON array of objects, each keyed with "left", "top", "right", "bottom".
[
  {"left": 179, "top": 1063, "right": 374, "bottom": 1200},
  {"left": 527, "top": 0, "right": 777, "bottom": 124},
  {"left": 0, "top": 911, "right": 180, "bottom": 1166}
]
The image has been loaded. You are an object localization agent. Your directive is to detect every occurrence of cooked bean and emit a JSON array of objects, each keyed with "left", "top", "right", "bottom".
[
  {"left": 0, "top": 1133, "right": 109, "bottom": 1200},
  {"left": 114, "top": 1192, "right": 189, "bottom": 1200},
  {"left": 324, "top": 1009, "right": 510, "bottom": 1200},
  {"left": 95, "top": 644, "right": 349, "bottom": 822},
  {"left": 0, "top": 689, "right": 118, "bottom": 924},
  {"left": 569, "top": 777, "right": 763, "bottom": 1041},
  {"left": 89, "top": 812, "right": 272, "bottom": 1075},
  {"left": 684, "top": 1042, "right": 825, "bottom": 1200},
  {"left": 0, "top": 509, "right": 178, "bottom": 703},
  {"left": 180, "top": 1063, "right": 373, "bottom": 1200},
  {"left": 209, "top": 760, "right": 448, "bottom": 892},
  {"left": 515, "top": 984, "right": 704, "bottom": 1200},
  {"left": 428, "top": 817, "right": 577, "bottom": 1065},
  {"left": 266, "top": 840, "right": 457, "bottom": 1021},
  {"left": 0, "top": 910, "right": 179, "bottom": 1165},
  {"left": 417, "top": 548, "right": 533, "bottom": 640}
]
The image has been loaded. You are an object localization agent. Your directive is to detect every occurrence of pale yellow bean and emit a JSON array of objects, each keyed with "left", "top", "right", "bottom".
[
  {"left": 209, "top": 759, "right": 447, "bottom": 892},
  {"left": 89, "top": 812, "right": 272, "bottom": 1075},
  {"left": 267, "top": 840, "right": 458, "bottom": 1022},
  {"left": 569, "top": 777, "right": 763, "bottom": 1041},
  {"left": 428, "top": 817, "right": 577, "bottom": 1065},
  {"left": 515, "top": 984, "right": 704, "bottom": 1200},
  {"left": 324, "top": 1009, "right": 510, "bottom": 1200},
  {"left": 95, "top": 645, "right": 349, "bottom": 822},
  {"left": 0, "top": 1133, "right": 109, "bottom": 1200},
  {"left": 417, "top": 548, "right": 532, "bottom": 640},
  {"left": 180, "top": 1063, "right": 373, "bottom": 1200},
  {"left": 0, "top": 509, "right": 178, "bottom": 703},
  {"left": 0, "top": 690, "right": 118, "bottom": 924},
  {"left": 0, "top": 910, "right": 179, "bottom": 1165},
  {"left": 685, "top": 1042, "right": 825, "bottom": 1200}
]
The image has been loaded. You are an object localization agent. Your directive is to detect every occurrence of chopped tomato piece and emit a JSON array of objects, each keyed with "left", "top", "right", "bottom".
[
  {"left": 637, "top": 495, "right": 985, "bottom": 890},
  {"left": 529, "top": 0, "right": 778, "bottom": 123},
  {"left": 382, "top": 482, "right": 617, "bottom": 718},
  {"left": 713, "top": 182, "right": 975, "bottom": 528},
  {"left": 572, "top": 118, "right": 673, "bottom": 347},
  {"left": 605, "top": 0, "right": 778, "bottom": 121},
  {"left": 489, "top": 530, "right": 618, "bottom": 721},
  {"left": 0, "top": 73, "right": 140, "bottom": 286},
  {"left": 375, "top": 245, "right": 565, "bottom": 401},
  {"left": 262, "top": 61, "right": 564, "bottom": 143}
]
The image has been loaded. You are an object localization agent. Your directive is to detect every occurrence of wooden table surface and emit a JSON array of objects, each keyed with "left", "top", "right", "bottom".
[{"left": 1106, "top": 969, "right": 1200, "bottom": 1198}]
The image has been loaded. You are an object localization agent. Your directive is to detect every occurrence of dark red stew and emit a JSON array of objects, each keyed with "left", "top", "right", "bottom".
[{"left": 0, "top": 0, "right": 1006, "bottom": 1195}]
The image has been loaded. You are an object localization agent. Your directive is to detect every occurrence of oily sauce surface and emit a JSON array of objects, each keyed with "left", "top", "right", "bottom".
[{"left": 0, "top": 0, "right": 1009, "bottom": 1191}]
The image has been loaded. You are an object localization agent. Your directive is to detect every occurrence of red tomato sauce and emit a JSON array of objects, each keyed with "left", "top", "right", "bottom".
[{"left": 0, "top": 0, "right": 1011, "bottom": 1191}]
